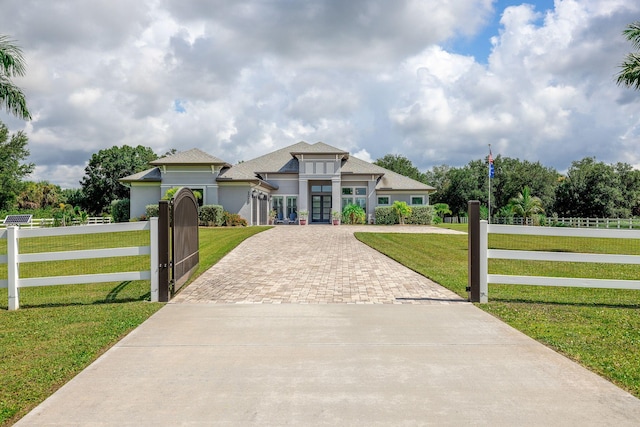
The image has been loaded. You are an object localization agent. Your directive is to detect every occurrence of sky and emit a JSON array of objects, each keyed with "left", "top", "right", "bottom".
[{"left": 1, "top": 0, "right": 639, "bottom": 189}]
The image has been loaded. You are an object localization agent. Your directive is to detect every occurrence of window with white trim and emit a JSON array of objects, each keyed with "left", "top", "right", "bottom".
[
  {"left": 410, "top": 195, "right": 425, "bottom": 205},
  {"left": 377, "top": 196, "right": 390, "bottom": 205},
  {"left": 341, "top": 186, "right": 367, "bottom": 212}
]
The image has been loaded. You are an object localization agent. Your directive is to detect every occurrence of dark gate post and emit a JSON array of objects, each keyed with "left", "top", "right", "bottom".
[
  {"left": 158, "top": 200, "right": 171, "bottom": 302},
  {"left": 468, "top": 200, "right": 480, "bottom": 302}
]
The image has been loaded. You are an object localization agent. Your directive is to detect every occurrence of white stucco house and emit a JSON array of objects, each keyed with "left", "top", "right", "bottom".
[{"left": 120, "top": 141, "right": 435, "bottom": 225}]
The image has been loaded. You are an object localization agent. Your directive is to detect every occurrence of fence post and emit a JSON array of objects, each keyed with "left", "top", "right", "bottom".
[
  {"left": 158, "top": 201, "right": 171, "bottom": 302},
  {"left": 150, "top": 217, "right": 159, "bottom": 302},
  {"left": 468, "top": 201, "right": 480, "bottom": 302},
  {"left": 7, "top": 226, "right": 19, "bottom": 310},
  {"left": 479, "top": 220, "right": 488, "bottom": 303}
]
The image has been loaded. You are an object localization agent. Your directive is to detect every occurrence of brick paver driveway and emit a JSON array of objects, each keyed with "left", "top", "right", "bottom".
[{"left": 172, "top": 225, "right": 466, "bottom": 304}]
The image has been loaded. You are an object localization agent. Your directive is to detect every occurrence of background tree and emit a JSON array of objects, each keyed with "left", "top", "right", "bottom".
[
  {"left": 424, "top": 164, "right": 451, "bottom": 202},
  {"left": 374, "top": 154, "right": 426, "bottom": 183},
  {"left": 0, "top": 121, "right": 34, "bottom": 210},
  {"left": 0, "top": 35, "right": 30, "bottom": 120},
  {"left": 554, "top": 157, "right": 622, "bottom": 218},
  {"left": 16, "top": 181, "right": 61, "bottom": 210},
  {"left": 507, "top": 186, "right": 545, "bottom": 223},
  {"left": 80, "top": 145, "right": 158, "bottom": 215},
  {"left": 613, "top": 162, "right": 640, "bottom": 217},
  {"left": 617, "top": 21, "right": 640, "bottom": 90},
  {"left": 435, "top": 160, "right": 488, "bottom": 215}
]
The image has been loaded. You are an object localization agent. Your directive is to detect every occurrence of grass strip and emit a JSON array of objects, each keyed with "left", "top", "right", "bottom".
[
  {"left": 355, "top": 230, "right": 640, "bottom": 398},
  {"left": 0, "top": 226, "right": 269, "bottom": 426}
]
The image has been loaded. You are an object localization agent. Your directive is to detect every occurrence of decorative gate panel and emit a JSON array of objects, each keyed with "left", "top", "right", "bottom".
[{"left": 157, "top": 188, "right": 200, "bottom": 301}]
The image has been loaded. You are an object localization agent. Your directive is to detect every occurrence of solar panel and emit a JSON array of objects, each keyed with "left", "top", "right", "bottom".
[{"left": 3, "top": 215, "right": 33, "bottom": 225}]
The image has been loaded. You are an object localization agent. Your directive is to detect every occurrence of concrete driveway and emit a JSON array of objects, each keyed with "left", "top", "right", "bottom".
[{"left": 16, "top": 225, "right": 640, "bottom": 426}]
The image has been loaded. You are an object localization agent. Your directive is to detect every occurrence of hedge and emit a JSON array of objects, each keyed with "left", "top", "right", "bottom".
[{"left": 375, "top": 205, "right": 434, "bottom": 225}]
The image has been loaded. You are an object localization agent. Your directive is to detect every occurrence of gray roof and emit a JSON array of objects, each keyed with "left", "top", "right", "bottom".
[
  {"left": 151, "top": 148, "right": 230, "bottom": 166},
  {"left": 218, "top": 141, "right": 310, "bottom": 180},
  {"left": 376, "top": 169, "right": 436, "bottom": 192},
  {"left": 119, "top": 167, "right": 162, "bottom": 183},
  {"left": 219, "top": 141, "right": 434, "bottom": 192}
]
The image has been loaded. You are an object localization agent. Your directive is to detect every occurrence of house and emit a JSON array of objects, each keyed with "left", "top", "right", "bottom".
[{"left": 120, "top": 141, "right": 435, "bottom": 225}]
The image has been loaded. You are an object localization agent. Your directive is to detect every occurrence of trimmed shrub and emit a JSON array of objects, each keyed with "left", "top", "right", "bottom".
[
  {"left": 375, "top": 206, "right": 398, "bottom": 225},
  {"left": 200, "top": 204, "right": 224, "bottom": 226},
  {"left": 145, "top": 204, "right": 159, "bottom": 219},
  {"left": 406, "top": 205, "right": 434, "bottom": 225},
  {"left": 222, "top": 211, "right": 247, "bottom": 226},
  {"left": 111, "top": 199, "right": 130, "bottom": 223}
]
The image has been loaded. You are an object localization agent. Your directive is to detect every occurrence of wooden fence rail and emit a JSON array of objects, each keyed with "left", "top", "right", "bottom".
[{"left": 0, "top": 220, "right": 158, "bottom": 310}]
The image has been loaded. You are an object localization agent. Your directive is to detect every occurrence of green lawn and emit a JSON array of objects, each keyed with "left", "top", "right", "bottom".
[
  {"left": 0, "top": 226, "right": 269, "bottom": 426},
  {"left": 355, "top": 230, "right": 640, "bottom": 399}
]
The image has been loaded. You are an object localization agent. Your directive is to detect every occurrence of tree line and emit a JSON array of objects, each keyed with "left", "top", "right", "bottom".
[{"left": 374, "top": 154, "right": 640, "bottom": 219}]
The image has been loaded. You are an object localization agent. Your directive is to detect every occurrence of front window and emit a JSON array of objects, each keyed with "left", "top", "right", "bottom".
[
  {"left": 272, "top": 196, "right": 284, "bottom": 221},
  {"left": 411, "top": 196, "right": 425, "bottom": 205},
  {"left": 341, "top": 186, "right": 368, "bottom": 213},
  {"left": 286, "top": 196, "right": 297, "bottom": 221},
  {"left": 377, "top": 196, "right": 390, "bottom": 205}
]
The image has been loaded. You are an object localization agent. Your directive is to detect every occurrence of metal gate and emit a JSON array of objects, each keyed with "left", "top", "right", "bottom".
[{"left": 158, "top": 188, "right": 200, "bottom": 302}]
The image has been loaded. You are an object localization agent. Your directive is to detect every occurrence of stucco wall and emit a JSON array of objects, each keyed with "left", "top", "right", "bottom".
[{"left": 129, "top": 185, "right": 161, "bottom": 218}]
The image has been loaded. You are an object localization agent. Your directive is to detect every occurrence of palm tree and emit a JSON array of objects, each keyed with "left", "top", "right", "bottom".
[
  {"left": 617, "top": 22, "right": 640, "bottom": 90},
  {"left": 0, "top": 35, "right": 31, "bottom": 120},
  {"left": 508, "top": 186, "right": 545, "bottom": 225}
]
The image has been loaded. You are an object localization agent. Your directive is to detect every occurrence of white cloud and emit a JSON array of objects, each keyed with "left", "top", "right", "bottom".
[{"left": 0, "top": 0, "right": 639, "bottom": 189}]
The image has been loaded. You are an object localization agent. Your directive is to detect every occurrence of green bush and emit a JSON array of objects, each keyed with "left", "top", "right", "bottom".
[
  {"left": 406, "top": 205, "right": 434, "bottom": 225},
  {"left": 375, "top": 206, "right": 398, "bottom": 225},
  {"left": 222, "top": 211, "right": 247, "bottom": 226},
  {"left": 111, "top": 199, "right": 130, "bottom": 223},
  {"left": 145, "top": 204, "right": 159, "bottom": 219},
  {"left": 342, "top": 204, "right": 366, "bottom": 224},
  {"left": 200, "top": 204, "right": 224, "bottom": 226}
]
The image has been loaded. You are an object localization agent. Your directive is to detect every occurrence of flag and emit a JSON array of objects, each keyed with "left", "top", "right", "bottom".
[{"left": 488, "top": 149, "right": 494, "bottom": 179}]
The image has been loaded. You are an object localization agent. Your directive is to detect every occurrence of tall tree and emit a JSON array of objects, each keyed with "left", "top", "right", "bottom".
[
  {"left": 0, "top": 35, "right": 31, "bottom": 120},
  {"left": 80, "top": 145, "right": 158, "bottom": 215},
  {"left": 554, "top": 157, "right": 622, "bottom": 218},
  {"left": 617, "top": 21, "right": 640, "bottom": 90},
  {"left": 374, "top": 154, "right": 426, "bottom": 183},
  {"left": 0, "top": 121, "right": 34, "bottom": 210}
]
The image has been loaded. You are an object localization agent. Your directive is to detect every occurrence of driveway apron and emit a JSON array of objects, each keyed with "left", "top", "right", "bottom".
[{"left": 15, "top": 225, "right": 640, "bottom": 426}]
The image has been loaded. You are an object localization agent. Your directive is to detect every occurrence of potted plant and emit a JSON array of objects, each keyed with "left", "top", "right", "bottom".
[
  {"left": 331, "top": 210, "right": 341, "bottom": 225},
  {"left": 269, "top": 209, "right": 277, "bottom": 225},
  {"left": 298, "top": 210, "right": 308, "bottom": 225}
]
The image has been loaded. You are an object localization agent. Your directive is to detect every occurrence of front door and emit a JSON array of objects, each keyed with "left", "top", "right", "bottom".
[{"left": 311, "top": 195, "right": 331, "bottom": 223}]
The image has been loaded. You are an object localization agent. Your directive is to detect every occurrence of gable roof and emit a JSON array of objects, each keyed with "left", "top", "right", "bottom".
[{"left": 150, "top": 148, "right": 230, "bottom": 167}]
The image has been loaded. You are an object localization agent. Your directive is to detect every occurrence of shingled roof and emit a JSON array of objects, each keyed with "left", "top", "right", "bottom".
[{"left": 150, "top": 148, "right": 230, "bottom": 166}]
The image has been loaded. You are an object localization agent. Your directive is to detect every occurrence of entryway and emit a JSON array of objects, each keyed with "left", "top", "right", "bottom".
[{"left": 311, "top": 195, "right": 331, "bottom": 223}]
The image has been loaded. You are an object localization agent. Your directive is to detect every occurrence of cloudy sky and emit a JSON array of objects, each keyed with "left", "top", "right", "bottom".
[{"left": 1, "top": 0, "right": 639, "bottom": 188}]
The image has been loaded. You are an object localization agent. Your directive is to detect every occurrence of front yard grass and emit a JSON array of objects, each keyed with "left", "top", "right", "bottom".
[
  {"left": 355, "top": 231, "right": 640, "bottom": 399},
  {"left": 0, "top": 226, "right": 269, "bottom": 426}
]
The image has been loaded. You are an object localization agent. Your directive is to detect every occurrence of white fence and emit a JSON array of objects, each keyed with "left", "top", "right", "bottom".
[
  {"left": 0, "top": 217, "right": 112, "bottom": 229},
  {"left": 477, "top": 221, "right": 640, "bottom": 303},
  {"left": 1, "top": 220, "right": 159, "bottom": 310},
  {"left": 492, "top": 217, "right": 640, "bottom": 229}
]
